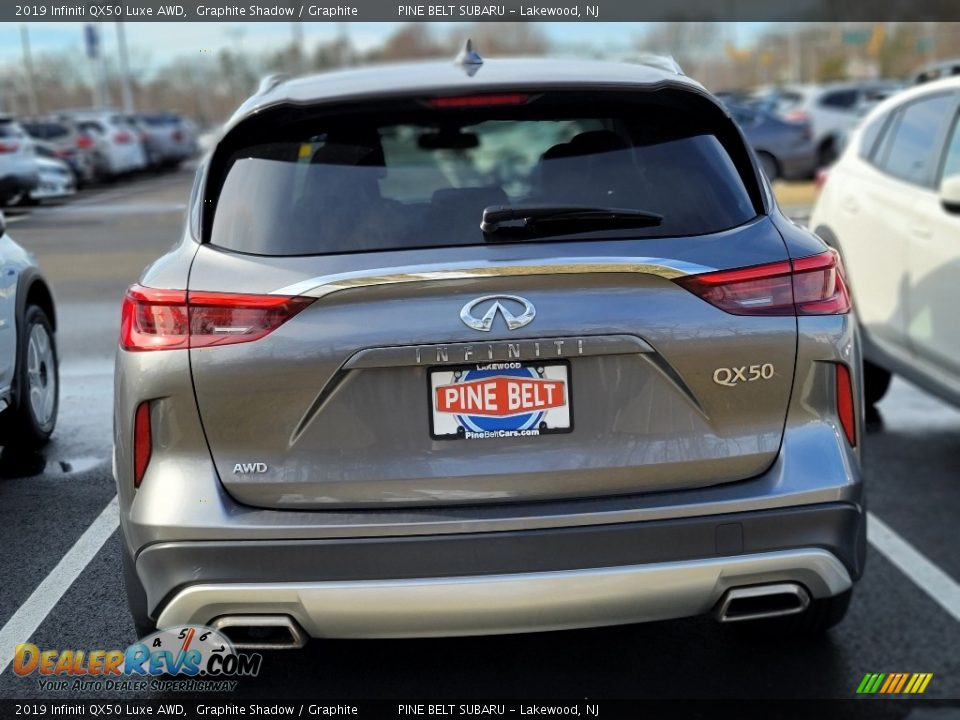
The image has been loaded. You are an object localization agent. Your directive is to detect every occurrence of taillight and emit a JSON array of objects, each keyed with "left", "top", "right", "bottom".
[
  {"left": 783, "top": 109, "right": 810, "bottom": 123},
  {"left": 835, "top": 363, "right": 856, "bottom": 447},
  {"left": 113, "top": 131, "right": 132, "bottom": 144},
  {"left": 76, "top": 135, "right": 94, "bottom": 149},
  {"left": 0, "top": 141, "right": 20, "bottom": 153},
  {"left": 133, "top": 401, "right": 152, "bottom": 488},
  {"left": 815, "top": 167, "right": 830, "bottom": 190},
  {"left": 426, "top": 93, "right": 530, "bottom": 109},
  {"left": 172, "top": 129, "right": 184, "bottom": 142},
  {"left": 675, "top": 250, "right": 851, "bottom": 316},
  {"left": 120, "top": 285, "right": 313, "bottom": 352}
]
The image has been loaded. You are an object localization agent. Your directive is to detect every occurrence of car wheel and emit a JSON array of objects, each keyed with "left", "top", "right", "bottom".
[
  {"left": 864, "top": 361, "right": 892, "bottom": 406},
  {"left": 757, "top": 152, "right": 779, "bottom": 183},
  {"left": 5, "top": 191, "right": 26, "bottom": 207},
  {"left": 0, "top": 305, "right": 59, "bottom": 449},
  {"left": 734, "top": 589, "right": 852, "bottom": 638},
  {"left": 818, "top": 138, "right": 837, "bottom": 168}
]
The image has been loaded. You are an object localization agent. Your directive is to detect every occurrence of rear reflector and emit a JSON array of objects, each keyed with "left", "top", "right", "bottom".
[
  {"left": 427, "top": 93, "right": 530, "bottom": 109},
  {"left": 836, "top": 363, "right": 857, "bottom": 447},
  {"left": 120, "top": 285, "right": 313, "bottom": 352},
  {"left": 133, "top": 401, "right": 151, "bottom": 488},
  {"left": 675, "top": 250, "right": 851, "bottom": 316},
  {"left": 0, "top": 142, "right": 20, "bottom": 153}
]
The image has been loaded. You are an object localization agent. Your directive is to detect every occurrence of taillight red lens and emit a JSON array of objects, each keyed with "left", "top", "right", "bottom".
[
  {"left": 836, "top": 363, "right": 856, "bottom": 447},
  {"left": 791, "top": 251, "right": 851, "bottom": 315},
  {"left": 133, "top": 401, "right": 152, "bottom": 488},
  {"left": 675, "top": 251, "right": 851, "bottom": 316},
  {"left": 0, "top": 141, "right": 20, "bottom": 153},
  {"left": 815, "top": 167, "right": 830, "bottom": 190},
  {"left": 120, "top": 285, "right": 313, "bottom": 352},
  {"left": 784, "top": 109, "right": 810, "bottom": 123},
  {"left": 76, "top": 135, "right": 94, "bottom": 149},
  {"left": 113, "top": 132, "right": 132, "bottom": 144},
  {"left": 120, "top": 287, "right": 189, "bottom": 351},
  {"left": 427, "top": 93, "right": 530, "bottom": 109}
]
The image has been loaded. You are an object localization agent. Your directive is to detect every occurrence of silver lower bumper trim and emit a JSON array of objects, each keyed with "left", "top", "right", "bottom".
[{"left": 155, "top": 549, "right": 851, "bottom": 639}]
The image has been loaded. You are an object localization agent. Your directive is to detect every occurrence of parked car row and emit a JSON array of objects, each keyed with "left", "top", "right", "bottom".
[
  {"left": 719, "top": 80, "right": 906, "bottom": 181},
  {"left": 0, "top": 108, "right": 199, "bottom": 207}
]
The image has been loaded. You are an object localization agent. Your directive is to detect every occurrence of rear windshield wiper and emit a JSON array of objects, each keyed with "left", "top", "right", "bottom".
[{"left": 481, "top": 204, "right": 663, "bottom": 240}]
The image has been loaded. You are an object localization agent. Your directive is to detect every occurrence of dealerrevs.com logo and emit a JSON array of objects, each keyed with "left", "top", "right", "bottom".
[{"left": 13, "top": 626, "right": 261, "bottom": 693}]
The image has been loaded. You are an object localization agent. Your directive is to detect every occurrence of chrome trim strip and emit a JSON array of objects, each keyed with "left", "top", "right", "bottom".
[
  {"left": 271, "top": 257, "right": 716, "bottom": 299},
  {"left": 343, "top": 334, "right": 655, "bottom": 370},
  {"left": 157, "top": 549, "right": 850, "bottom": 639}
]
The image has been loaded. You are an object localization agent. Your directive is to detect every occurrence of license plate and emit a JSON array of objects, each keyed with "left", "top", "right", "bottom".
[{"left": 429, "top": 361, "right": 572, "bottom": 440}]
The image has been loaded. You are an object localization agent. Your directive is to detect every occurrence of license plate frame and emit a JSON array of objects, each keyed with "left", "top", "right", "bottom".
[{"left": 428, "top": 360, "right": 573, "bottom": 441}]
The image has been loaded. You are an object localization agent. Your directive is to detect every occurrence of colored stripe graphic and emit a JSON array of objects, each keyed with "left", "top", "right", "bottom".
[{"left": 857, "top": 673, "right": 933, "bottom": 694}]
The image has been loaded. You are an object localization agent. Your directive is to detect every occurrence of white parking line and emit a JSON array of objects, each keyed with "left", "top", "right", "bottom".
[
  {"left": 0, "top": 496, "right": 119, "bottom": 675},
  {"left": 867, "top": 511, "right": 960, "bottom": 623}
]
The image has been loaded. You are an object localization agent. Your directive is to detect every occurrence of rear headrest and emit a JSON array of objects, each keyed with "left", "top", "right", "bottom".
[{"left": 541, "top": 130, "right": 630, "bottom": 161}]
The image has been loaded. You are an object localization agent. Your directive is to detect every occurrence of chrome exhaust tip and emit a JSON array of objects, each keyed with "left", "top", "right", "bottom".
[
  {"left": 715, "top": 583, "right": 811, "bottom": 623},
  {"left": 210, "top": 615, "right": 307, "bottom": 650}
]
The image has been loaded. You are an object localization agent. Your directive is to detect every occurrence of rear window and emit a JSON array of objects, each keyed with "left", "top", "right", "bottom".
[
  {"left": 141, "top": 113, "right": 180, "bottom": 126},
  {"left": 210, "top": 98, "right": 758, "bottom": 256},
  {"left": 78, "top": 121, "right": 105, "bottom": 135}
]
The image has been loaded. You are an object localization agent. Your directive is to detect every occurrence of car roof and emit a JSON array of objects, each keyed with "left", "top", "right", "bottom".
[{"left": 226, "top": 56, "right": 707, "bottom": 131}]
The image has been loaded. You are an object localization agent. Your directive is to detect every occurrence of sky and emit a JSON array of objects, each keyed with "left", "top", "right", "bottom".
[{"left": 0, "top": 22, "right": 771, "bottom": 75}]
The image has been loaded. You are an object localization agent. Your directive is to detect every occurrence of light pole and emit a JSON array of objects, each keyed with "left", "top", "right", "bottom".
[
  {"left": 116, "top": 22, "right": 135, "bottom": 113},
  {"left": 20, "top": 24, "right": 39, "bottom": 116}
]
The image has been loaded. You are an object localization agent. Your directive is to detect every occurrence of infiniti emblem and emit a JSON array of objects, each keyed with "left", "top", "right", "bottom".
[{"left": 460, "top": 295, "right": 536, "bottom": 332}]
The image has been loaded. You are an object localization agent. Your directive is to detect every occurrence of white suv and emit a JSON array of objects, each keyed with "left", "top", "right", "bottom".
[
  {"left": 810, "top": 77, "right": 960, "bottom": 407},
  {"left": 60, "top": 110, "right": 147, "bottom": 178}
]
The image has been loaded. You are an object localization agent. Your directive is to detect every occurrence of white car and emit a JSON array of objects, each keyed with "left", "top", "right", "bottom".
[
  {"left": 30, "top": 144, "right": 76, "bottom": 202},
  {"left": 61, "top": 110, "right": 147, "bottom": 178},
  {"left": 810, "top": 76, "right": 960, "bottom": 407},
  {"left": 761, "top": 82, "right": 902, "bottom": 167},
  {"left": 0, "top": 212, "right": 58, "bottom": 449}
]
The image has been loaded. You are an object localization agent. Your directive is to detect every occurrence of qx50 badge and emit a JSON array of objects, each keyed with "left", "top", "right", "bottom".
[
  {"left": 460, "top": 295, "right": 536, "bottom": 332},
  {"left": 713, "top": 363, "right": 775, "bottom": 387}
]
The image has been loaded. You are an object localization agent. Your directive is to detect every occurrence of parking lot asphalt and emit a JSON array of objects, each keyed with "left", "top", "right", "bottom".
[{"left": 0, "top": 171, "right": 958, "bottom": 701}]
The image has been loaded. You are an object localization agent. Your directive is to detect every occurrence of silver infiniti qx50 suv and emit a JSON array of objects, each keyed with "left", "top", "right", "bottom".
[{"left": 114, "top": 54, "right": 865, "bottom": 646}]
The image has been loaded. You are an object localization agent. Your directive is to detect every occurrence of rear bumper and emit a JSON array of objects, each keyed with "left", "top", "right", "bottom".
[
  {"left": 142, "top": 502, "right": 865, "bottom": 637},
  {"left": 777, "top": 146, "right": 818, "bottom": 181}
]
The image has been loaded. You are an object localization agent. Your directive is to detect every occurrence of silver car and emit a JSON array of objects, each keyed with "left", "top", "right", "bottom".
[
  {"left": 0, "top": 212, "right": 58, "bottom": 449},
  {"left": 114, "top": 55, "right": 865, "bottom": 646}
]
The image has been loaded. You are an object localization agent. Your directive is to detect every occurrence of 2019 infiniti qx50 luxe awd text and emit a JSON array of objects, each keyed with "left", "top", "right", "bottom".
[{"left": 115, "top": 50, "right": 865, "bottom": 647}]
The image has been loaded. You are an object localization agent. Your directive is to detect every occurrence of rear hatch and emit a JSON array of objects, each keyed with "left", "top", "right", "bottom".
[{"left": 188, "top": 87, "right": 797, "bottom": 509}]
